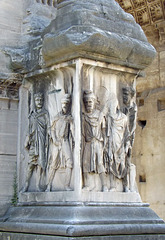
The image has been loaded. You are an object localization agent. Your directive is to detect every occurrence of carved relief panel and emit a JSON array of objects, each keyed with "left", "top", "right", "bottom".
[
  {"left": 18, "top": 59, "right": 140, "bottom": 203},
  {"left": 19, "top": 67, "right": 75, "bottom": 193},
  {"left": 81, "top": 63, "right": 138, "bottom": 193}
]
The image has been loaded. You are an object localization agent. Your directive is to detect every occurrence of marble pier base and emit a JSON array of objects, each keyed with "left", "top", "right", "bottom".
[{"left": 0, "top": 202, "right": 165, "bottom": 240}]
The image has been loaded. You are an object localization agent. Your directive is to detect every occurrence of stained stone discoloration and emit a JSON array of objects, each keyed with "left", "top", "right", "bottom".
[{"left": 42, "top": 0, "right": 156, "bottom": 69}]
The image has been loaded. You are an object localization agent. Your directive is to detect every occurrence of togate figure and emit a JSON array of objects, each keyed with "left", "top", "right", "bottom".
[
  {"left": 82, "top": 90, "right": 108, "bottom": 192},
  {"left": 45, "top": 94, "right": 74, "bottom": 191},
  {"left": 22, "top": 92, "right": 50, "bottom": 192},
  {"left": 106, "top": 97, "right": 130, "bottom": 192}
]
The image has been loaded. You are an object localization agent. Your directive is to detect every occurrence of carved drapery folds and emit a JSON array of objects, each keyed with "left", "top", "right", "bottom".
[
  {"left": 20, "top": 67, "right": 74, "bottom": 193},
  {"left": 82, "top": 90, "right": 108, "bottom": 192},
  {"left": 46, "top": 93, "right": 74, "bottom": 192},
  {"left": 82, "top": 87, "right": 137, "bottom": 193},
  {"left": 19, "top": 60, "right": 139, "bottom": 198},
  {"left": 22, "top": 92, "right": 50, "bottom": 192}
]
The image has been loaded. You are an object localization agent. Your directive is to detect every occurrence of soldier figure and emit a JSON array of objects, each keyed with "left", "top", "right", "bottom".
[
  {"left": 82, "top": 90, "right": 108, "bottom": 192},
  {"left": 23, "top": 93, "right": 50, "bottom": 192},
  {"left": 45, "top": 94, "right": 74, "bottom": 191},
  {"left": 106, "top": 97, "right": 130, "bottom": 192},
  {"left": 122, "top": 86, "right": 137, "bottom": 192}
]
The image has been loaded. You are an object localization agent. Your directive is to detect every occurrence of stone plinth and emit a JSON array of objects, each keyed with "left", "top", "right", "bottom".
[{"left": 0, "top": 203, "right": 165, "bottom": 239}]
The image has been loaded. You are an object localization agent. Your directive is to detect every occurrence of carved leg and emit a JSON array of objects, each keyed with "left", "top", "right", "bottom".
[
  {"left": 83, "top": 172, "right": 95, "bottom": 191},
  {"left": 129, "top": 163, "right": 136, "bottom": 192},
  {"left": 99, "top": 172, "right": 108, "bottom": 192},
  {"left": 109, "top": 173, "right": 116, "bottom": 191},
  {"left": 64, "top": 167, "right": 72, "bottom": 191},
  {"left": 123, "top": 173, "right": 129, "bottom": 192},
  {"left": 21, "top": 164, "right": 35, "bottom": 192},
  {"left": 83, "top": 172, "right": 89, "bottom": 190},
  {"left": 36, "top": 166, "right": 43, "bottom": 192},
  {"left": 45, "top": 168, "right": 56, "bottom": 192}
]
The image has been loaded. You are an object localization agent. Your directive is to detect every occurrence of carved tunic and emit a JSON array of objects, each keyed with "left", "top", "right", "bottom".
[
  {"left": 28, "top": 109, "right": 49, "bottom": 170},
  {"left": 50, "top": 112, "right": 73, "bottom": 169},
  {"left": 107, "top": 111, "right": 130, "bottom": 179},
  {"left": 83, "top": 109, "right": 106, "bottom": 174},
  {"left": 122, "top": 102, "right": 137, "bottom": 146}
]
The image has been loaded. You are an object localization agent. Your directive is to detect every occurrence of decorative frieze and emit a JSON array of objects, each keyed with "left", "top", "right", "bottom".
[
  {"left": 133, "top": 0, "right": 146, "bottom": 9},
  {"left": 115, "top": 0, "right": 165, "bottom": 44},
  {"left": 150, "top": 3, "right": 164, "bottom": 22},
  {"left": 116, "top": 0, "right": 133, "bottom": 11},
  {"left": 115, "top": 0, "right": 165, "bottom": 26},
  {"left": 137, "top": 7, "right": 151, "bottom": 26}
]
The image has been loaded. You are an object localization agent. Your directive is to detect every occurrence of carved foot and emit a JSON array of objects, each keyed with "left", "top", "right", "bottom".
[
  {"left": 20, "top": 187, "right": 27, "bottom": 193},
  {"left": 130, "top": 189, "right": 136, "bottom": 193},
  {"left": 20, "top": 182, "right": 28, "bottom": 193},
  {"left": 45, "top": 185, "right": 51, "bottom": 192},
  {"left": 123, "top": 186, "right": 129, "bottom": 192},
  {"left": 36, "top": 186, "right": 42, "bottom": 192},
  {"left": 64, "top": 186, "right": 72, "bottom": 191},
  {"left": 83, "top": 186, "right": 96, "bottom": 191},
  {"left": 102, "top": 186, "right": 108, "bottom": 192},
  {"left": 109, "top": 187, "right": 116, "bottom": 192}
]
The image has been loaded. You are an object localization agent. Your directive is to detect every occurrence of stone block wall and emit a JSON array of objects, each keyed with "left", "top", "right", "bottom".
[
  {"left": 115, "top": 0, "right": 165, "bottom": 219},
  {"left": 0, "top": 0, "right": 22, "bottom": 216},
  {"left": 0, "top": 0, "right": 22, "bottom": 47},
  {"left": 0, "top": 0, "right": 23, "bottom": 75},
  {"left": 0, "top": 98, "right": 18, "bottom": 216},
  {"left": 136, "top": 50, "right": 165, "bottom": 92},
  {"left": 133, "top": 46, "right": 165, "bottom": 220}
]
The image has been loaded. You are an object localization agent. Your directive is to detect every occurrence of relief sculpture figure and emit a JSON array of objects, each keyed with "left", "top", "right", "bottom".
[
  {"left": 122, "top": 86, "right": 137, "bottom": 192},
  {"left": 45, "top": 94, "right": 74, "bottom": 191},
  {"left": 82, "top": 90, "right": 108, "bottom": 192},
  {"left": 122, "top": 86, "right": 137, "bottom": 148},
  {"left": 22, "top": 92, "right": 50, "bottom": 192},
  {"left": 106, "top": 97, "right": 130, "bottom": 192}
]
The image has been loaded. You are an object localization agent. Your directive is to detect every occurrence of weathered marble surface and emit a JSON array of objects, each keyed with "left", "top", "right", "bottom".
[
  {"left": 1, "top": 0, "right": 156, "bottom": 74},
  {"left": 0, "top": 203, "right": 165, "bottom": 239},
  {"left": 0, "top": 1, "right": 165, "bottom": 240},
  {"left": 0, "top": 98, "right": 19, "bottom": 216},
  {"left": 17, "top": 59, "right": 140, "bottom": 197},
  {"left": 42, "top": 0, "right": 156, "bottom": 69}
]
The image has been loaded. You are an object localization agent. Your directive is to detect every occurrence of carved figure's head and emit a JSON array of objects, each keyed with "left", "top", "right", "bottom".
[
  {"left": 61, "top": 94, "right": 71, "bottom": 114},
  {"left": 34, "top": 92, "right": 44, "bottom": 110},
  {"left": 122, "top": 86, "right": 135, "bottom": 106},
  {"left": 83, "top": 90, "right": 96, "bottom": 113}
]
